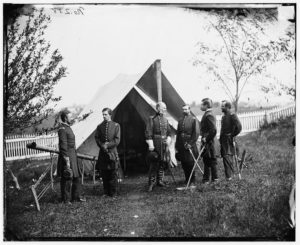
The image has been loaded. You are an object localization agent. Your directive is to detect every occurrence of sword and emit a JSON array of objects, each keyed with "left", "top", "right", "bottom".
[
  {"left": 185, "top": 146, "right": 205, "bottom": 190},
  {"left": 233, "top": 140, "right": 241, "bottom": 180}
]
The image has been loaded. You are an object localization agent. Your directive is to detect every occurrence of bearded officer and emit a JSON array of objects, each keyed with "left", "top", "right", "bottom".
[
  {"left": 220, "top": 100, "right": 242, "bottom": 180},
  {"left": 200, "top": 98, "right": 219, "bottom": 184},
  {"left": 57, "top": 109, "right": 85, "bottom": 203},
  {"left": 145, "top": 102, "right": 172, "bottom": 192},
  {"left": 95, "top": 108, "right": 121, "bottom": 197},
  {"left": 175, "top": 104, "right": 200, "bottom": 186}
]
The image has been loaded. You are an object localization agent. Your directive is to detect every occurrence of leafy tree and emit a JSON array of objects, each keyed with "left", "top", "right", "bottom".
[
  {"left": 261, "top": 25, "right": 295, "bottom": 101},
  {"left": 192, "top": 9, "right": 295, "bottom": 112},
  {"left": 261, "top": 75, "right": 295, "bottom": 100},
  {"left": 4, "top": 7, "right": 67, "bottom": 134}
]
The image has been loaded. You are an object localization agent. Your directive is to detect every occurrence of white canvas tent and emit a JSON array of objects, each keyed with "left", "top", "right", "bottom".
[{"left": 72, "top": 60, "right": 187, "bottom": 173}]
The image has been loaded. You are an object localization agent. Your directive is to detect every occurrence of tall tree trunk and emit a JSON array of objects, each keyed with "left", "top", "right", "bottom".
[
  {"left": 233, "top": 99, "right": 239, "bottom": 113},
  {"left": 235, "top": 80, "right": 239, "bottom": 113}
]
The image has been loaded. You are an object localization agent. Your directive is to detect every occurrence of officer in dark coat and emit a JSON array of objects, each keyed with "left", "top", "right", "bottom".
[
  {"left": 200, "top": 98, "right": 218, "bottom": 184},
  {"left": 95, "top": 108, "right": 121, "bottom": 197},
  {"left": 220, "top": 100, "right": 242, "bottom": 180},
  {"left": 175, "top": 105, "right": 200, "bottom": 186},
  {"left": 57, "top": 110, "right": 85, "bottom": 203},
  {"left": 145, "top": 102, "right": 172, "bottom": 192}
]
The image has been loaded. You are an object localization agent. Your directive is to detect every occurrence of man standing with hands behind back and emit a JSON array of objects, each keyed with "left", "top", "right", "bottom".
[{"left": 95, "top": 108, "right": 121, "bottom": 197}]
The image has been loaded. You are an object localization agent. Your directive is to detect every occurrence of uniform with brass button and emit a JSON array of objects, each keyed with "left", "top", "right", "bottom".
[
  {"left": 200, "top": 98, "right": 219, "bottom": 183},
  {"left": 57, "top": 110, "right": 84, "bottom": 203},
  {"left": 220, "top": 100, "right": 242, "bottom": 180},
  {"left": 145, "top": 102, "right": 172, "bottom": 192},
  {"left": 95, "top": 108, "right": 121, "bottom": 197},
  {"left": 175, "top": 105, "right": 200, "bottom": 186}
]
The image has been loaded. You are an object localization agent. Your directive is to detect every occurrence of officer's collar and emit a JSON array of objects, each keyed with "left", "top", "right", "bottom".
[
  {"left": 61, "top": 122, "right": 70, "bottom": 127},
  {"left": 205, "top": 108, "right": 213, "bottom": 112}
]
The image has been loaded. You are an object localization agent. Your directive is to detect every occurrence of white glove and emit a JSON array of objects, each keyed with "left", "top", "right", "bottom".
[
  {"left": 166, "top": 136, "right": 172, "bottom": 147},
  {"left": 146, "top": 139, "right": 154, "bottom": 151}
]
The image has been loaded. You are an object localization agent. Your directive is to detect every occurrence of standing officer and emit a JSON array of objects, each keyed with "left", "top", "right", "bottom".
[
  {"left": 145, "top": 102, "right": 172, "bottom": 192},
  {"left": 57, "top": 109, "right": 85, "bottom": 203},
  {"left": 175, "top": 105, "right": 200, "bottom": 186},
  {"left": 220, "top": 100, "right": 242, "bottom": 180},
  {"left": 95, "top": 108, "right": 121, "bottom": 197},
  {"left": 200, "top": 98, "right": 219, "bottom": 184}
]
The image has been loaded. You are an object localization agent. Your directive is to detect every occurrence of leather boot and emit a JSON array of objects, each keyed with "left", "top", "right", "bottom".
[
  {"left": 148, "top": 182, "right": 155, "bottom": 192},
  {"left": 157, "top": 181, "right": 166, "bottom": 187},
  {"left": 157, "top": 168, "right": 165, "bottom": 187}
]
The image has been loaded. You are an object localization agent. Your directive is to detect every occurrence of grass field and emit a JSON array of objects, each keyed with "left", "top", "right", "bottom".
[{"left": 4, "top": 116, "right": 295, "bottom": 241}]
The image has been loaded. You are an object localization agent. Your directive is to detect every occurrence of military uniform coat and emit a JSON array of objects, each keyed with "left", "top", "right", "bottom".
[
  {"left": 145, "top": 113, "right": 171, "bottom": 161},
  {"left": 95, "top": 120, "right": 121, "bottom": 170},
  {"left": 220, "top": 112, "right": 242, "bottom": 156},
  {"left": 175, "top": 114, "right": 200, "bottom": 162},
  {"left": 200, "top": 109, "right": 217, "bottom": 159},
  {"left": 57, "top": 123, "right": 81, "bottom": 178}
]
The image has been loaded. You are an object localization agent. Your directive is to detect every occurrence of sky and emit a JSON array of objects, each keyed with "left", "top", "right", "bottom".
[{"left": 19, "top": 4, "right": 296, "bottom": 109}]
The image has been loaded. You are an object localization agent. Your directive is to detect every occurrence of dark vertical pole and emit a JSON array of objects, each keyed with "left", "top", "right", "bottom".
[
  {"left": 122, "top": 122, "right": 126, "bottom": 173},
  {"left": 155, "top": 59, "right": 162, "bottom": 102},
  {"left": 4, "top": 21, "right": 8, "bottom": 129}
]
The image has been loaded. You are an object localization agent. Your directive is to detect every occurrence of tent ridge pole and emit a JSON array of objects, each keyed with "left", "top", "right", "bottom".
[{"left": 155, "top": 59, "right": 162, "bottom": 102}]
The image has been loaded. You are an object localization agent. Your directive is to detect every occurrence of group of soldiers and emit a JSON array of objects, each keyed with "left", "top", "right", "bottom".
[
  {"left": 56, "top": 98, "right": 242, "bottom": 203},
  {"left": 146, "top": 99, "right": 242, "bottom": 192}
]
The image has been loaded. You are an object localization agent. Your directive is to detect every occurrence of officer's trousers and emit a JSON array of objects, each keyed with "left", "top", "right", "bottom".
[
  {"left": 61, "top": 176, "right": 81, "bottom": 202},
  {"left": 102, "top": 169, "right": 118, "bottom": 196},
  {"left": 181, "top": 161, "right": 195, "bottom": 184},
  {"left": 202, "top": 156, "right": 218, "bottom": 182},
  {"left": 222, "top": 155, "right": 235, "bottom": 179}
]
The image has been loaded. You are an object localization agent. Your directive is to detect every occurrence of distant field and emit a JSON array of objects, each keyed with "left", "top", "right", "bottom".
[{"left": 4, "top": 116, "right": 295, "bottom": 240}]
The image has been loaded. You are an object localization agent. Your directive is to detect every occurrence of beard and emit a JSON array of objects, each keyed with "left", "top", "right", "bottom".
[
  {"left": 64, "top": 118, "right": 71, "bottom": 125},
  {"left": 157, "top": 110, "right": 165, "bottom": 115}
]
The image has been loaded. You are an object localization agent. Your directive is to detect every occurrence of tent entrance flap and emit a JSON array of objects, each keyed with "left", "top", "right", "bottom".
[{"left": 113, "top": 89, "right": 152, "bottom": 173}]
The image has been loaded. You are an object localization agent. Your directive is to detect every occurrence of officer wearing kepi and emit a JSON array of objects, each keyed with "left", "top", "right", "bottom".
[
  {"left": 175, "top": 104, "right": 200, "bottom": 186},
  {"left": 95, "top": 108, "right": 121, "bottom": 197},
  {"left": 145, "top": 102, "right": 172, "bottom": 192},
  {"left": 200, "top": 98, "right": 219, "bottom": 184},
  {"left": 220, "top": 100, "right": 242, "bottom": 180}
]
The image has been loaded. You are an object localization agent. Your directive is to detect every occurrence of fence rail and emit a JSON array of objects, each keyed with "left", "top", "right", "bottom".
[
  {"left": 4, "top": 103, "right": 295, "bottom": 161},
  {"left": 214, "top": 103, "right": 295, "bottom": 135},
  {"left": 5, "top": 134, "right": 58, "bottom": 161}
]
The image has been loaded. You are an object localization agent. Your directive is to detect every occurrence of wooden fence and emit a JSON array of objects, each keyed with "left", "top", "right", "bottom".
[
  {"left": 4, "top": 103, "right": 295, "bottom": 161},
  {"left": 4, "top": 133, "right": 58, "bottom": 161},
  {"left": 213, "top": 103, "right": 295, "bottom": 135}
]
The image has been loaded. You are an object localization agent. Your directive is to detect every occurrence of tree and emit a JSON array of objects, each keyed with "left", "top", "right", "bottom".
[
  {"left": 192, "top": 9, "right": 295, "bottom": 112},
  {"left": 261, "top": 75, "right": 296, "bottom": 100},
  {"left": 4, "top": 7, "right": 67, "bottom": 134},
  {"left": 261, "top": 25, "right": 296, "bottom": 101}
]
